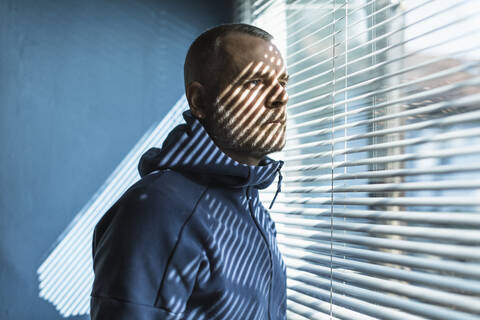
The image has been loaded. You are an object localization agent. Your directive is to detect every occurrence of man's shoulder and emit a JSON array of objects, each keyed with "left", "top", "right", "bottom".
[
  {"left": 138, "top": 168, "right": 207, "bottom": 199},
  {"left": 93, "top": 169, "right": 208, "bottom": 249},
  {"left": 119, "top": 169, "right": 207, "bottom": 220}
]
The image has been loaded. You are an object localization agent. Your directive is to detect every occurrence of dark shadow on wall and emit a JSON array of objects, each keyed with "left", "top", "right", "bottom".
[{"left": 0, "top": 0, "right": 232, "bottom": 319}]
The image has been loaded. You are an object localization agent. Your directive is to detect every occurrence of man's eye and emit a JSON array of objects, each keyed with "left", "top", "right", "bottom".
[
  {"left": 279, "top": 81, "right": 288, "bottom": 88},
  {"left": 245, "top": 79, "right": 261, "bottom": 88}
]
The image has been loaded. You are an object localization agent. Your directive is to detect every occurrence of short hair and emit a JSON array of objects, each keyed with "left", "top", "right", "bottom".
[{"left": 183, "top": 23, "right": 273, "bottom": 93}]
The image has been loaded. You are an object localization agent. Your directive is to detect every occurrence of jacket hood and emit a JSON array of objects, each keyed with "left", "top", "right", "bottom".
[{"left": 138, "top": 110, "right": 284, "bottom": 193}]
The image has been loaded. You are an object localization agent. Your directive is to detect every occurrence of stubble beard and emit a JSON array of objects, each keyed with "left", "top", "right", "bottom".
[{"left": 204, "top": 100, "right": 287, "bottom": 159}]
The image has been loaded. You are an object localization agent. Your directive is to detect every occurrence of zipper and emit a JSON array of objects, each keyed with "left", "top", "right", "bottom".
[{"left": 246, "top": 186, "right": 273, "bottom": 320}]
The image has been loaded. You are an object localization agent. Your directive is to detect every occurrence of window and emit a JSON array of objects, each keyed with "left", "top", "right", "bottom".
[{"left": 236, "top": 0, "right": 480, "bottom": 319}]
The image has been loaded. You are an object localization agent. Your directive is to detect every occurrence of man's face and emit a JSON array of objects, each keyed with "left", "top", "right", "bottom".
[{"left": 204, "top": 33, "right": 289, "bottom": 159}]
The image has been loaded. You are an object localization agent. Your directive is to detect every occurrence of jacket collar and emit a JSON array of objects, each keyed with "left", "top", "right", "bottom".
[{"left": 138, "top": 110, "right": 284, "bottom": 193}]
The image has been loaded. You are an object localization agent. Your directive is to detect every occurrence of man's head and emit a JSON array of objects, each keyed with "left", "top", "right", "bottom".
[{"left": 184, "top": 24, "right": 289, "bottom": 164}]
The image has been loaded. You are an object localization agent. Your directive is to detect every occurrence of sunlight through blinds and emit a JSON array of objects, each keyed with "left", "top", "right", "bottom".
[
  {"left": 37, "top": 96, "right": 187, "bottom": 317},
  {"left": 235, "top": 0, "right": 480, "bottom": 319}
]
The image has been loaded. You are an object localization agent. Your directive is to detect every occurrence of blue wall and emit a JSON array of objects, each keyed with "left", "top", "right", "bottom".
[{"left": 0, "top": 0, "right": 232, "bottom": 318}]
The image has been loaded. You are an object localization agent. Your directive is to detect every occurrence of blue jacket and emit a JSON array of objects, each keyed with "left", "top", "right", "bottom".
[{"left": 90, "top": 110, "right": 287, "bottom": 320}]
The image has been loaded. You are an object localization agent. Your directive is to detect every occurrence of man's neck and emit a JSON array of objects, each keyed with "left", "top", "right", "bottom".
[{"left": 221, "top": 148, "right": 262, "bottom": 166}]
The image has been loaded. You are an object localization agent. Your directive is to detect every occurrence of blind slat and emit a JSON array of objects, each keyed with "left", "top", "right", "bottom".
[
  {"left": 287, "top": 299, "right": 327, "bottom": 320},
  {"left": 285, "top": 0, "right": 393, "bottom": 42},
  {"left": 289, "top": 59, "right": 478, "bottom": 113},
  {"left": 284, "top": 163, "right": 480, "bottom": 183},
  {"left": 266, "top": 179, "right": 480, "bottom": 194},
  {"left": 288, "top": 270, "right": 479, "bottom": 320},
  {"left": 282, "top": 145, "right": 480, "bottom": 173},
  {"left": 274, "top": 215, "right": 480, "bottom": 243},
  {"left": 288, "top": 12, "right": 479, "bottom": 101},
  {"left": 285, "top": 256, "right": 480, "bottom": 313},
  {"left": 287, "top": 76, "right": 479, "bottom": 131},
  {"left": 277, "top": 236, "right": 480, "bottom": 278},
  {"left": 287, "top": 290, "right": 334, "bottom": 319},
  {"left": 274, "top": 196, "right": 480, "bottom": 207},
  {"left": 287, "top": 30, "right": 338, "bottom": 60},
  {"left": 276, "top": 226, "right": 480, "bottom": 260},
  {"left": 288, "top": 277, "right": 427, "bottom": 320},
  {"left": 334, "top": 0, "right": 477, "bottom": 63},
  {"left": 343, "top": 0, "right": 471, "bottom": 50},
  {"left": 287, "top": 11, "right": 342, "bottom": 49},
  {"left": 287, "top": 288, "right": 378, "bottom": 320},
  {"left": 285, "top": 127, "right": 480, "bottom": 162},
  {"left": 281, "top": 246, "right": 480, "bottom": 295},
  {"left": 271, "top": 208, "right": 480, "bottom": 226},
  {"left": 289, "top": 24, "right": 479, "bottom": 90}
]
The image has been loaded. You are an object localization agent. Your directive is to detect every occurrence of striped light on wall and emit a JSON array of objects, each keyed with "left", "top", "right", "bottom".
[{"left": 37, "top": 96, "right": 188, "bottom": 317}]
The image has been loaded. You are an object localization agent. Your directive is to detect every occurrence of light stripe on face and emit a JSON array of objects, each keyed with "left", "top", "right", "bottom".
[{"left": 206, "top": 48, "right": 289, "bottom": 157}]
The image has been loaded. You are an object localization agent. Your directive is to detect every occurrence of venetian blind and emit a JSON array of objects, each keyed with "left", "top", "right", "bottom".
[{"left": 235, "top": 0, "right": 480, "bottom": 319}]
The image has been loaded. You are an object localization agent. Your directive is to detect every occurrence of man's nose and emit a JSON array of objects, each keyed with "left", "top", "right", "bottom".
[{"left": 266, "top": 81, "right": 288, "bottom": 108}]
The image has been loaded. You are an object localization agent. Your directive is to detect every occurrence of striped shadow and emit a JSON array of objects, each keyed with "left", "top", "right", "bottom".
[{"left": 36, "top": 95, "right": 188, "bottom": 317}]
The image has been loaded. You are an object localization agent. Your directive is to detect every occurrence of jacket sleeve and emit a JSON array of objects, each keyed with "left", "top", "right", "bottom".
[{"left": 90, "top": 182, "right": 207, "bottom": 320}]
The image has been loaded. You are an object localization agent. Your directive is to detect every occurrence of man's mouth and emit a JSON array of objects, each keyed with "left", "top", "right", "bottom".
[
  {"left": 266, "top": 120, "right": 285, "bottom": 124},
  {"left": 264, "top": 114, "right": 286, "bottom": 125}
]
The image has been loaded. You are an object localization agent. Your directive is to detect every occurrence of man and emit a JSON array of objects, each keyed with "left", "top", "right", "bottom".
[{"left": 90, "top": 23, "right": 289, "bottom": 320}]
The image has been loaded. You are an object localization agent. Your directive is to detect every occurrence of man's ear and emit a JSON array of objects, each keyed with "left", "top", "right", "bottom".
[{"left": 186, "top": 81, "right": 208, "bottom": 120}]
